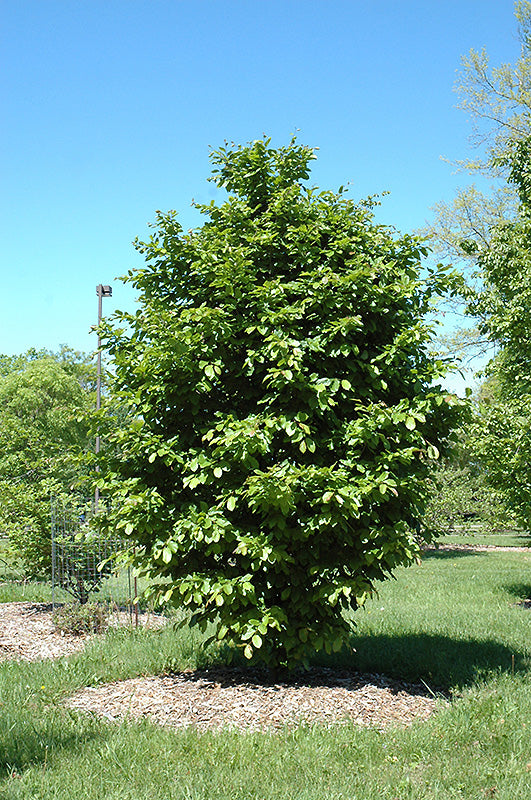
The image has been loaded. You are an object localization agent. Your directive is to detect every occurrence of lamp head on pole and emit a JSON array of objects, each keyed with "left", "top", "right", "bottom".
[{"left": 96, "top": 284, "right": 112, "bottom": 298}]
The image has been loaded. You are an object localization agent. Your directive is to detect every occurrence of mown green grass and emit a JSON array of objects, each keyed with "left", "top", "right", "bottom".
[
  {"left": 0, "top": 579, "right": 54, "bottom": 604},
  {"left": 346, "top": 548, "right": 531, "bottom": 688},
  {"left": 437, "top": 529, "right": 530, "bottom": 548},
  {"left": 0, "top": 574, "right": 135, "bottom": 606},
  {"left": 1, "top": 549, "right": 531, "bottom": 799}
]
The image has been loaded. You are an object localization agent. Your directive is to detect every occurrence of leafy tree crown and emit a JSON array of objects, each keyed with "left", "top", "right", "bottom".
[{"left": 101, "top": 138, "right": 462, "bottom": 669}]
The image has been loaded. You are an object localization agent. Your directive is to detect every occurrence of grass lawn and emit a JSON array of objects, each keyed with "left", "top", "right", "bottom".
[
  {"left": 1, "top": 547, "right": 531, "bottom": 799},
  {"left": 437, "top": 529, "right": 531, "bottom": 548}
]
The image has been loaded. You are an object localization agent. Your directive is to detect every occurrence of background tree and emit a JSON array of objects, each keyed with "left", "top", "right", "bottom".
[
  {"left": 416, "top": 1, "right": 531, "bottom": 411},
  {"left": 423, "top": 413, "right": 516, "bottom": 536},
  {"left": 463, "top": 136, "right": 531, "bottom": 531},
  {"left": 423, "top": 1, "right": 531, "bottom": 267},
  {"left": 0, "top": 345, "right": 98, "bottom": 392},
  {"left": 415, "top": 3, "right": 531, "bottom": 530},
  {"left": 100, "top": 137, "right": 463, "bottom": 669},
  {"left": 0, "top": 352, "right": 92, "bottom": 576}
]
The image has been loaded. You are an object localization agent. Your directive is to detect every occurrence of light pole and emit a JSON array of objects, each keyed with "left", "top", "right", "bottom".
[{"left": 95, "top": 284, "right": 112, "bottom": 512}]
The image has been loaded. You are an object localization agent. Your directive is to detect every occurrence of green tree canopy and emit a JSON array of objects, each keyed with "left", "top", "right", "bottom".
[
  {"left": 0, "top": 354, "right": 92, "bottom": 575},
  {"left": 469, "top": 137, "right": 531, "bottom": 392},
  {"left": 422, "top": 2, "right": 531, "bottom": 270},
  {"left": 0, "top": 345, "right": 100, "bottom": 394},
  {"left": 464, "top": 135, "right": 531, "bottom": 531},
  {"left": 418, "top": 2, "right": 531, "bottom": 372},
  {"left": 101, "top": 137, "right": 463, "bottom": 669}
]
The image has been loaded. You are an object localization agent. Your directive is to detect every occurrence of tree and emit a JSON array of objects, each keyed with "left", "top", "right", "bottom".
[
  {"left": 418, "top": 2, "right": 531, "bottom": 373},
  {"left": 422, "top": 2, "right": 531, "bottom": 273},
  {"left": 455, "top": 2, "right": 531, "bottom": 173},
  {"left": 469, "top": 395, "right": 531, "bottom": 531},
  {"left": 100, "top": 137, "right": 462, "bottom": 669},
  {"left": 423, "top": 422, "right": 516, "bottom": 536},
  {"left": 0, "top": 355, "right": 91, "bottom": 575},
  {"left": 464, "top": 136, "right": 531, "bottom": 530},
  {"left": 419, "top": 3, "right": 531, "bottom": 530},
  {"left": 0, "top": 345, "right": 99, "bottom": 392},
  {"left": 469, "top": 137, "right": 531, "bottom": 390}
]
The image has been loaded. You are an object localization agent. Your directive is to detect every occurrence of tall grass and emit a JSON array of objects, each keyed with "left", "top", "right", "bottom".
[{"left": 1, "top": 549, "right": 531, "bottom": 798}]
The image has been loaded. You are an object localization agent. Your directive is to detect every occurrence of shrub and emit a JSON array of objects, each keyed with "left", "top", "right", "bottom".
[
  {"left": 52, "top": 602, "right": 109, "bottom": 636},
  {"left": 100, "top": 137, "right": 463, "bottom": 669}
]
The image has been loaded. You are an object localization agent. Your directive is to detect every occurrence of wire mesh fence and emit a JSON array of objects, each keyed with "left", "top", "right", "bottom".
[{"left": 50, "top": 495, "right": 138, "bottom": 622}]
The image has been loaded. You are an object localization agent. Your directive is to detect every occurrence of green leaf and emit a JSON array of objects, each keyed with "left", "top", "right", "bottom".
[
  {"left": 427, "top": 443, "right": 440, "bottom": 460},
  {"left": 405, "top": 417, "right": 416, "bottom": 430}
]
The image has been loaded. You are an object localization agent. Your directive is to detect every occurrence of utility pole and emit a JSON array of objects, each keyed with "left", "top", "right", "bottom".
[{"left": 95, "top": 284, "right": 112, "bottom": 512}]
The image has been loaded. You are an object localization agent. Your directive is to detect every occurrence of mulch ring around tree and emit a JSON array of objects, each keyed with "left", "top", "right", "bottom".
[
  {"left": 0, "top": 601, "right": 444, "bottom": 732},
  {"left": 425, "top": 543, "right": 531, "bottom": 553},
  {"left": 64, "top": 666, "right": 443, "bottom": 733},
  {"left": 0, "top": 601, "right": 162, "bottom": 662}
]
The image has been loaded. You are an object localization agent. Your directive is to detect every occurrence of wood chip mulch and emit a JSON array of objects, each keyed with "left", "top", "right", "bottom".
[
  {"left": 0, "top": 601, "right": 161, "bottom": 663},
  {"left": 0, "top": 601, "right": 89, "bottom": 662},
  {"left": 65, "top": 666, "right": 442, "bottom": 732},
  {"left": 0, "top": 601, "right": 443, "bottom": 732},
  {"left": 426, "top": 543, "right": 530, "bottom": 552}
]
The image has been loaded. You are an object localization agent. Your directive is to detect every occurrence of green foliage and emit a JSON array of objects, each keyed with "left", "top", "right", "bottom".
[
  {"left": 423, "top": 418, "right": 516, "bottom": 535},
  {"left": 470, "top": 395, "right": 531, "bottom": 531},
  {"left": 469, "top": 139, "right": 531, "bottom": 387},
  {"left": 52, "top": 602, "right": 109, "bottom": 635},
  {"left": 423, "top": 458, "right": 515, "bottom": 536},
  {"left": 0, "top": 345, "right": 99, "bottom": 395},
  {"left": 463, "top": 135, "right": 531, "bottom": 531},
  {"left": 421, "top": 2, "right": 531, "bottom": 333},
  {"left": 455, "top": 1, "right": 531, "bottom": 172},
  {"left": 101, "top": 137, "right": 463, "bottom": 669},
  {"left": 421, "top": 183, "right": 514, "bottom": 267},
  {"left": 0, "top": 356, "right": 92, "bottom": 576},
  {"left": 421, "top": 2, "right": 531, "bottom": 529}
]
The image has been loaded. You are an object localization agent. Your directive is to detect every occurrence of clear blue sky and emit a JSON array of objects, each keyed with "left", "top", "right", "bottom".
[{"left": 1, "top": 0, "right": 517, "bottom": 373}]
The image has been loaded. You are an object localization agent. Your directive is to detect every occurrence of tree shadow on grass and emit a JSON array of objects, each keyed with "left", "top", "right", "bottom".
[
  {"left": 421, "top": 549, "right": 489, "bottom": 561},
  {"left": 317, "top": 632, "right": 529, "bottom": 692},
  {"left": 503, "top": 582, "right": 531, "bottom": 603},
  {"left": 0, "top": 713, "right": 104, "bottom": 779}
]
